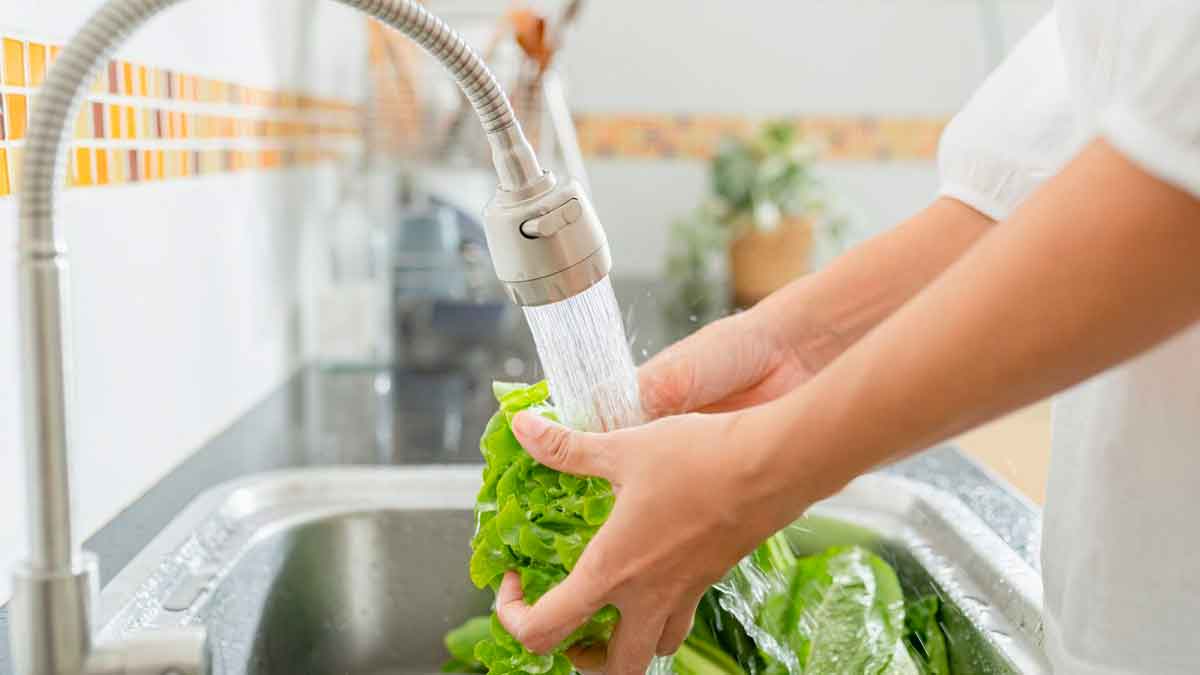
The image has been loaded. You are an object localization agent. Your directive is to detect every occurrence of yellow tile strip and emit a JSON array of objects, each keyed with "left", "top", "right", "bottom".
[
  {"left": 572, "top": 113, "right": 948, "bottom": 162},
  {"left": 0, "top": 33, "right": 363, "bottom": 196},
  {"left": 3, "top": 38, "right": 25, "bottom": 87}
]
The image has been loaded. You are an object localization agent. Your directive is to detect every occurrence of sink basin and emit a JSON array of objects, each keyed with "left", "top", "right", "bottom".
[
  {"left": 93, "top": 467, "right": 1047, "bottom": 674},
  {"left": 203, "top": 510, "right": 487, "bottom": 673}
]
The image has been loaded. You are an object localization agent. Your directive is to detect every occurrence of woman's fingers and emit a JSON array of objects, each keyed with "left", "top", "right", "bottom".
[
  {"left": 565, "top": 643, "right": 607, "bottom": 674},
  {"left": 511, "top": 412, "right": 619, "bottom": 480},
  {"left": 656, "top": 597, "right": 699, "bottom": 656},
  {"left": 639, "top": 313, "right": 782, "bottom": 418},
  {"left": 607, "top": 606, "right": 668, "bottom": 675},
  {"left": 496, "top": 569, "right": 608, "bottom": 655},
  {"left": 501, "top": 409, "right": 793, "bottom": 675}
]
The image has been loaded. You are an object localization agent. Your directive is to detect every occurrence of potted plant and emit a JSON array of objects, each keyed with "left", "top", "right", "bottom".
[{"left": 711, "top": 122, "right": 844, "bottom": 306}]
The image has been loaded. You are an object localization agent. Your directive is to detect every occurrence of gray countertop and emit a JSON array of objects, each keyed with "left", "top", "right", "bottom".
[{"left": 0, "top": 278, "right": 1041, "bottom": 671}]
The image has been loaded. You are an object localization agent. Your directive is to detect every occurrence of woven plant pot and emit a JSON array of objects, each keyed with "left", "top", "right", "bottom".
[{"left": 729, "top": 216, "right": 813, "bottom": 307}]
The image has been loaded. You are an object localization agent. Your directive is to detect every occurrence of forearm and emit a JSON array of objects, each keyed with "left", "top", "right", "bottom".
[
  {"left": 753, "top": 197, "right": 993, "bottom": 374},
  {"left": 756, "top": 140, "right": 1200, "bottom": 505}
]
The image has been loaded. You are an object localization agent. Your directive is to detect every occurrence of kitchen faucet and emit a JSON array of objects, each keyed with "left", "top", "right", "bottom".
[{"left": 11, "top": 0, "right": 612, "bottom": 672}]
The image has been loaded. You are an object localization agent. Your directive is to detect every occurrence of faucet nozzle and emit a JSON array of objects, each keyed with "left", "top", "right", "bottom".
[{"left": 484, "top": 173, "right": 612, "bottom": 306}]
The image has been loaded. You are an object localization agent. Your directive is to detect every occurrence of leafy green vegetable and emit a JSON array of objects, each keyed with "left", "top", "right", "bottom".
[
  {"left": 467, "top": 381, "right": 619, "bottom": 674},
  {"left": 455, "top": 381, "right": 954, "bottom": 675},
  {"left": 692, "top": 589, "right": 763, "bottom": 675},
  {"left": 726, "top": 541, "right": 924, "bottom": 675},
  {"left": 472, "top": 614, "right": 574, "bottom": 675},
  {"left": 444, "top": 616, "right": 492, "bottom": 673},
  {"left": 673, "top": 633, "right": 748, "bottom": 675},
  {"left": 902, "top": 596, "right": 951, "bottom": 675},
  {"left": 751, "top": 530, "right": 798, "bottom": 578}
]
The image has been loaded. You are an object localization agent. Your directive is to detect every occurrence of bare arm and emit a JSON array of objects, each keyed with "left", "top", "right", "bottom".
[
  {"left": 754, "top": 139, "right": 1200, "bottom": 501},
  {"left": 497, "top": 139, "right": 1200, "bottom": 675},
  {"left": 759, "top": 196, "right": 994, "bottom": 371},
  {"left": 642, "top": 197, "right": 992, "bottom": 416}
]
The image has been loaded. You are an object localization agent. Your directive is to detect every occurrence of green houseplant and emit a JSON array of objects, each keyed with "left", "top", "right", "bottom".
[
  {"left": 664, "top": 122, "right": 849, "bottom": 327},
  {"left": 712, "top": 121, "right": 845, "bottom": 306}
]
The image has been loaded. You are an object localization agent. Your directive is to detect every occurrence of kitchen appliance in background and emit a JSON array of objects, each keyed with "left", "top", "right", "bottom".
[{"left": 391, "top": 175, "right": 518, "bottom": 371}]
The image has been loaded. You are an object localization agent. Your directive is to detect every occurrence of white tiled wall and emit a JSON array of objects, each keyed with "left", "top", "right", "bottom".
[
  {"left": 0, "top": 0, "right": 365, "bottom": 601},
  {"left": 563, "top": 0, "right": 1051, "bottom": 274}
]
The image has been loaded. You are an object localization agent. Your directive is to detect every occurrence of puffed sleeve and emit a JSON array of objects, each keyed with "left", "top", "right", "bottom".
[
  {"left": 1090, "top": 2, "right": 1200, "bottom": 199},
  {"left": 938, "top": 12, "right": 1081, "bottom": 221}
]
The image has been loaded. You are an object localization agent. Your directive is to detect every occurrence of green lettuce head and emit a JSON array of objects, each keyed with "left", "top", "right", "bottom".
[{"left": 469, "top": 381, "right": 620, "bottom": 675}]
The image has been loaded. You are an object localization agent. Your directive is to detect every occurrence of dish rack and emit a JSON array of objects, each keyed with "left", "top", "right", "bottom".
[{"left": 364, "top": 2, "right": 590, "bottom": 192}]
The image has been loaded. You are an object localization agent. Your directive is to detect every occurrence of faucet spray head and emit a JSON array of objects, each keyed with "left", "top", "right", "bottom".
[
  {"left": 483, "top": 170, "right": 611, "bottom": 307},
  {"left": 481, "top": 123, "right": 611, "bottom": 307}
]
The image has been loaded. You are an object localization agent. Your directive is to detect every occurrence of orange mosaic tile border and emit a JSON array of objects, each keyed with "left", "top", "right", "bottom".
[
  {"left": 572, "top": 113, "right": 948, "bottom": 162},
  {"left": 0, "top": 35, "right": 361, "bottom": 196}
]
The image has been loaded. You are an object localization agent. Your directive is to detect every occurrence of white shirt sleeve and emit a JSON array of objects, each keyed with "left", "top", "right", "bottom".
[
  {"left": 937, "top": 12, "right": 1081, "bottom": 221},
  {"left": 1090, "top": 2, "right": 1200, "bottom": 200}
]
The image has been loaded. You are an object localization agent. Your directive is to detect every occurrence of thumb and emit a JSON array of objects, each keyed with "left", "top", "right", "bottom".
[
  {"left": 496, "top": 570, "right": 606, "bottom": 654},
  {"left": 511, "top": 411, "right": 617, "bottom": 479}
]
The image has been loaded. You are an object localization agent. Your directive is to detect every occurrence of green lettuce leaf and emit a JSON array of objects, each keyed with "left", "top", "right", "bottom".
[
  {"left": 444, "top": 616, "right": 492, "bottom": 673},
  {"left": 902, "top": 595, "right": 951, "bottom": 675},
  {"left": 673, "top": 633, "right": 748, "bottom": 675},
  {"left": 735, "top": 543, "right": 921, "bottom": 675},
  {"left": 468, "top": 381, "right": 620, "bottom": 674},
  {"left": 473, "top": 614, "right": 573, "bottom": 675},
  {"left": 689, "top": 588, "right": 763, "bottom": 675}
]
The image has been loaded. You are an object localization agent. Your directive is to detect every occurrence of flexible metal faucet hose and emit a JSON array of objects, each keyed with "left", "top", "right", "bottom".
[{"left": 17, "top": 0, "right": 539, "bottom": 575}]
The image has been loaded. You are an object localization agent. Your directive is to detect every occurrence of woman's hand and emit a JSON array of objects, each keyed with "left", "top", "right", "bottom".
[
  {"left": 637, "top": 307, "right": 815, "bottom": 419},
  {"left": 495, "top": 407, "right": 813, "bottom": 675},
  {"left": 492, "top": 197, "right": 1000, "bottom": 673},
  {"left": 490, "top": 284, "right": 832, "bottom": 675}
]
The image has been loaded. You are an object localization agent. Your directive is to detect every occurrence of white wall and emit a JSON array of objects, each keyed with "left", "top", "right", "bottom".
[
  {"left": 0, "top": 0, "right": 366, "bottom": 601},
  {"left": 563, "top": 0, "right": 1051, "bottom": 274}
]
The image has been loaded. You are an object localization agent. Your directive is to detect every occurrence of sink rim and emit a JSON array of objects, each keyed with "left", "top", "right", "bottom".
[
  {"left": 95, "top": 466, "right": 482, "bottom": 629},
  {"left": 94, "top": 465, "right": 1047, "bottom": 673}
]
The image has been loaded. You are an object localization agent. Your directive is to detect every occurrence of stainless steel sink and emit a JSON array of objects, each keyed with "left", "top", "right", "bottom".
[{"left": 93, "top": 467, "right": 1048, "bottom": 674}]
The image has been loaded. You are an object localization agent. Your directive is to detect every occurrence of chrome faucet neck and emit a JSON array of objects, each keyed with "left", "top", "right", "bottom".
[{"left": 11, "top": 1, "right": 540, "bottom": 672}]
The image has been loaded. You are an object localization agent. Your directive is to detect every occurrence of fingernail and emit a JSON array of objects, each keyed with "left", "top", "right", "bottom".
[{"left": 513, "top": 411, "right": 552, "bottom": 439}]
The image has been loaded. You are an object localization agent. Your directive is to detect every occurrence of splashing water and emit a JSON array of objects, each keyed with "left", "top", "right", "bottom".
[{"left": 523, "top": 277, "right": 644, "bottom": 432}]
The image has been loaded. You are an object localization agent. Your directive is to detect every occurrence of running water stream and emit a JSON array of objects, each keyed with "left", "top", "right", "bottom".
[
  {"left": 526, "top": 278, "right": 783, "bottom": 675},
  {"left": 522, "top": 277, "right": 644, "bottom": 432}
]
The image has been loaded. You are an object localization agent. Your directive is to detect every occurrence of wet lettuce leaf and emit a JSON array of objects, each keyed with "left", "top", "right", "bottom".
[
  {"left": 721, "top": 540, "right": 925, "bottom": 675},
  {"left": 467, "top": 381, "right": 619, "bottom": 674},
  {"left": 474, "top": 614, "right": 574, "bottom": 675},
  {"left": 451, "top": 535, "right": 954, "bottom": 675},
  {"left": 692, "top": 589, "right": 763, "bottom": 675},
  {"left": 456, "top": 381, "right": 952, "bottom": 675},
  {"left": 673, "top": 632, "right": 748, "bottom": 675},
  {"left": 902, "top": 596, "right": 951, "bottom": 675}
]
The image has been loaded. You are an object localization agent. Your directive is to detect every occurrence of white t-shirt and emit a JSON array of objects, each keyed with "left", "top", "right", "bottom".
[{"left": 938, "top": 3, "right": 1200, "bottom": 673}]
